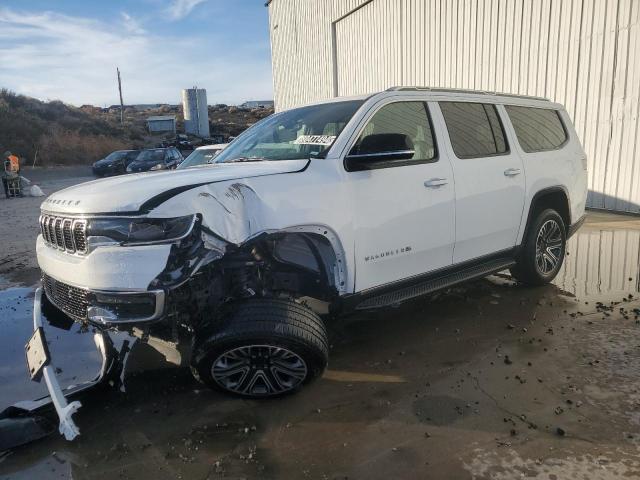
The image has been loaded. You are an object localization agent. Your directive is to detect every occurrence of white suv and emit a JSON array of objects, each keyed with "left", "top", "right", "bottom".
[{"left": 33, "top": 87, "right": 587, "bottom": 401}]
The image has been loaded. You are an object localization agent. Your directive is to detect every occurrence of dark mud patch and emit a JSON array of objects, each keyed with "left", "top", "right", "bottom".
[{"left": 413, "top": 395, "right": 473, "bottom": 425}]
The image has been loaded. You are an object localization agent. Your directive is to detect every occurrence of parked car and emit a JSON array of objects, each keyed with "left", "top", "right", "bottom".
[
  {"left": 32, "top": 88, "right": 587, "bottom": 416},
  {"left": 157, "top": 135, "right": 194, "bottom": 151},
  {"left": 201, "top": 134, "right": 227, "bottom": 145},
  {"left": 92, "top": 150, "right": 139, "bottom": 176},
  {"left": 178, "top": 144, "right": 228, "bottom": 169},
  {"left": 125, "top": 147, "right": 183, "bottom": 173}
]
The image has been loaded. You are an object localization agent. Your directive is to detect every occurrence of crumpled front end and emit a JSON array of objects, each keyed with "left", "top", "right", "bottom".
[{"left": 36, "top": 234, "right": 173, "bottom": 325}]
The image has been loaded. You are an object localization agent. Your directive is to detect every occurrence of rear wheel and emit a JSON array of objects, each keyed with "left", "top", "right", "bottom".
[
  {"left": 191, "top": 298, "right": 328, "bottom": 398},
  {"left": 511, "top": 208, "right": 566, "bottom": 285}
]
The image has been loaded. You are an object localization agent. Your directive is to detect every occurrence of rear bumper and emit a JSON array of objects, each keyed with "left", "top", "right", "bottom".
[{"left": 567, "top": 214, "right": 586, "bottom": 238}]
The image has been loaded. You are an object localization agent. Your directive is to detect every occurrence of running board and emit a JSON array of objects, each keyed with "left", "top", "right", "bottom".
[{"left": 355, "top": 258, "right": 515, "bottom": 310}]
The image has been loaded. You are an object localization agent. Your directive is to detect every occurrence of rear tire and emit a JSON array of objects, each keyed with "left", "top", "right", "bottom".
[
  {"left": 511, "top": 208, "right": 566, "bottom": 285},
  {"left": 191, "top": 298, "right": 328, "bottom": 398}
]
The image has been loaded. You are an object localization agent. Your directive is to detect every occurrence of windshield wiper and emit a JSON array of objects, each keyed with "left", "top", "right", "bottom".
[{"left": 224, "top": 156, "right": 267, "bottom": 163}]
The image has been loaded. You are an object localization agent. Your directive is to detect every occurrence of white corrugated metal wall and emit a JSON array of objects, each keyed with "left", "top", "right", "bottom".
[{"left": 268, "top": 0, "right": 640, "bottom": 213}]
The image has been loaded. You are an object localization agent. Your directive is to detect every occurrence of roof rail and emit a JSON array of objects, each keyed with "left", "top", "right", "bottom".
[{"left": 385, "top": 86, "right": 550, "bottom": 102}]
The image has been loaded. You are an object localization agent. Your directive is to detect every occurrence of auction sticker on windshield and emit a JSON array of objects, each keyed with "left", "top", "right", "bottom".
[{"left": 293, "top": 135, "right": 336, "bottom": 146}]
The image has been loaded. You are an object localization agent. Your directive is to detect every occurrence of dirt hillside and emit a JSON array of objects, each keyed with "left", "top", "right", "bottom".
[{"left": 0, "top": 89, "right": 273, "bottom": 166}]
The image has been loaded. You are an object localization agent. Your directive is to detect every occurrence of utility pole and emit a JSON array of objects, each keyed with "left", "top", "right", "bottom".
[{"left": 117, "top": 67, "right": 124, "bottom": 125}]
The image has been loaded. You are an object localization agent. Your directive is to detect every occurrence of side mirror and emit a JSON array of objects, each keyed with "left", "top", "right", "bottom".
[{"left": 345, "top": 133, "right": 415, "bottom": 172}]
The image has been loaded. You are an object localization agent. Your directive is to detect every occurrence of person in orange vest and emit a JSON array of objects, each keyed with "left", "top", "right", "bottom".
[{"left": 3, "top": 151, "right": 21, "bottom": 198}]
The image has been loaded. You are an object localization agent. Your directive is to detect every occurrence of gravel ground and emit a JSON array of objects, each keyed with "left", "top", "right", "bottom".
[
  {"left": 2, "top": 168, "right": 640, "bottom": 479},
  {"left": 0, "top": 166, "right": 93, "bottom": 288}
]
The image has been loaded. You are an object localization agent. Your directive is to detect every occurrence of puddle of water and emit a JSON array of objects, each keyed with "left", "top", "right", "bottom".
[
  {"left": 555, "top": 227, "right": 640, "bottom": 298},
  {"left": 0, "top": 286, "right": 102, "bottom": 412}
]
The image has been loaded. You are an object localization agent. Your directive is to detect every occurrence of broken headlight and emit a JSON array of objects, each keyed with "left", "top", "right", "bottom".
[{"left": 87, "top": 215, "right": 196, "bottom": 246}]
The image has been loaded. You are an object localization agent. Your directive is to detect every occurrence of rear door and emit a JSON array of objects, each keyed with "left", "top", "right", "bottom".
[
  {"left": 347, "top": 99, "right": 456, "bottom": 291},
  {"left": 436, "top": 101, "right": 525, "bottom": 264}
]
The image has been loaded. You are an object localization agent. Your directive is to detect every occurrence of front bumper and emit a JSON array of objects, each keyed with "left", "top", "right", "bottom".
[
  {"left": 42, "top": 272, "right": 166, "bottom": 325},
  {"left": 26, "top": 288, "right": 135, "bottom": 440},
  {"left": 30, "top": 288, "right": 81, "bottom": 440},
  {"left": 36, "top": 235, "right": 171, "bottom": 291}
]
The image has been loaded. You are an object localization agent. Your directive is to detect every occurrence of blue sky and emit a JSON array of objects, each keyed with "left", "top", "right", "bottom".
[{"left": 0, "top": 0, "right": 273, "bottom": 106}]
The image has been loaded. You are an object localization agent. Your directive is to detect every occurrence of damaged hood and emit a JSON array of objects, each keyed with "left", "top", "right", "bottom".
[{"left": 41, "top": 160, "right": 309, "bottom": 214}]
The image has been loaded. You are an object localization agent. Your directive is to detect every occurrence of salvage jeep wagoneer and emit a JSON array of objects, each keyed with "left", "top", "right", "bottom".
[{"left": 29, "top": 87, "right": 587, "bottom": 438}]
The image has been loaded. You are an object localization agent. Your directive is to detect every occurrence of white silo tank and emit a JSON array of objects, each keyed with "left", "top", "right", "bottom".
[{"left": 182, "top": 87, "right": 210, "bottom": 138}]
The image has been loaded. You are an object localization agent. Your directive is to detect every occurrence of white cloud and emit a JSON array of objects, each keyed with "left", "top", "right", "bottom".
[
  {"left": 165, "top": 0, "right": 208, "bottom": 20},
  {"left": 0, "top": 7, "right": 273, "bottom": 106},
  {"left": 121, "top": 12, "right": 146, "bottom": 35}
]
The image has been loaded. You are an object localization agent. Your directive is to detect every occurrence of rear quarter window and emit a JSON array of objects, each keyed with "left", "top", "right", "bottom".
[{"left": 505, "top": 106, "right": 568, "bottom": 153}]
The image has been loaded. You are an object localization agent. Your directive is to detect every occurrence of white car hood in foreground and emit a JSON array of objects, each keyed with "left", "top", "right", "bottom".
[{"left": 41, "top": 160, "right": 309, "bottom": 214}]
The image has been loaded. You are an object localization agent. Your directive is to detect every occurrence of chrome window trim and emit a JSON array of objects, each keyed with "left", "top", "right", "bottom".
[{"left": 345, "top": 149, "right": 416, "bottom": 159}]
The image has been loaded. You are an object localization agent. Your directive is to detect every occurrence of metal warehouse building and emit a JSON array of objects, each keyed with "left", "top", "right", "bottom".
[{"left": 267, "top": 0, "right": 640, "bottom": 213}]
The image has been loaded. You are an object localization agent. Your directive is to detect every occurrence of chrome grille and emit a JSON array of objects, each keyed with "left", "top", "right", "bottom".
[
  {"left": 42, "top": 273, "right": 89, "bottom": 320},
  {"left": 73, "top": 221, "right": 87, "bottom": 252},
  {"left": 54, "top": 218, "right": 64, "bottom": 247},
  {"left": 62, "top": 219, "right": 73, "bottom": 251},
  {"left": 39, "top": 214, "right": 87, "bottom": 254}
]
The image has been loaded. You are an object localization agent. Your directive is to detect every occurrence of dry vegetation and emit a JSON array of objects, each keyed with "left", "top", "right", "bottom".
[{"left": 0, "top": 89, "right": 273, "bottom": 166}]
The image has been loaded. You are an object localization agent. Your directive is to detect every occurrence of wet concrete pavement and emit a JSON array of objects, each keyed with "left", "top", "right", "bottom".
[{"left": 2, "top": 174, "right": 640, "bottom": 478}]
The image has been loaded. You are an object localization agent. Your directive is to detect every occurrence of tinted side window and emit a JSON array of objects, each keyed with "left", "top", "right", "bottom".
[
  {"left": 439, "top": 102, "right": 508, "bottom": 158},
  {"left": 350, "top": 102, "right": 436, "bottom": 163},
  {"left": 505, "top": 106, "right": 567, "bottom": 152}
]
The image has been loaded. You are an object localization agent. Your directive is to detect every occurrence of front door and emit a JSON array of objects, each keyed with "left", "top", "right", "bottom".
[
  {"left": 347, "top": 100, "right": 456, "bottom": 291},
  {"left": 436, "top": 101, "right": 525, "bottom": 264}
]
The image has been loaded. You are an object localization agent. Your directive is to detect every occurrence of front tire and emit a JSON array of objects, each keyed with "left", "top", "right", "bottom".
[
  {"left": 191, "top": 298, "right": 329, "bottom": 398},
  {"left": 511, "top": 208, "right": 566, "bottom": 285}
]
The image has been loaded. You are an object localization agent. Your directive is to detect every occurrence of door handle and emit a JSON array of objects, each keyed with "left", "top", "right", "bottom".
[
  {"left": 504, "top": 168, "right": 521, "bottom": 177},
  {"left": 424, "top": 178, "right": 448, "bottom": 187}
]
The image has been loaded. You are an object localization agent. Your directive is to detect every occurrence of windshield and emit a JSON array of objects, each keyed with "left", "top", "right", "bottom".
[
  {"left": 214, "top": 100, "right": 364, "bottom": 163},
  {"left": 178, "top": 148, "right": 223, "bottom": 169},
  {"left": 104, "top": 151, "right": 126, "bottom": 162},
  {"left": 125, "top": 151, "right": 139, "bottom": 160},
  {"left": 135, "top": 150, "right": 165, "bottom": 163}
]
